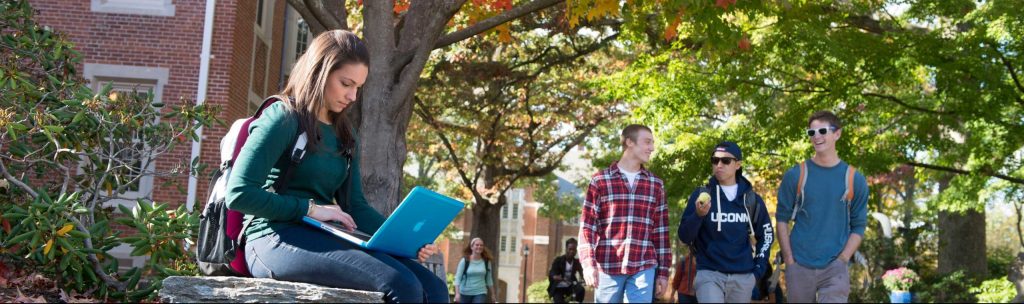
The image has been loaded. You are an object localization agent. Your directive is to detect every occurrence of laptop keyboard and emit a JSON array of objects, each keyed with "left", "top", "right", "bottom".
[{"left": 323, "top": 221, "right": 373, "bottom": 241}]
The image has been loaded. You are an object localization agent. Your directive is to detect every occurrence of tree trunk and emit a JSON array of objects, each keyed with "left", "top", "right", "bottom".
[
  {"left": 937, "top": 209, "right": 987, "bottom": 277},
  {"left": 936, "top": 177, "right": 988, "bottom": 278},
  {"left": 356, "top": 93, "right": 413, "bottom": 216},
  {"left": 358, "top": 0, "right": 465, "bottom": 215},
  {"left": 472, "top": 199, "right": 503, "bottom": 277},
  {"left": 901, "top": 173, "right": 917, "bottom": 258}
]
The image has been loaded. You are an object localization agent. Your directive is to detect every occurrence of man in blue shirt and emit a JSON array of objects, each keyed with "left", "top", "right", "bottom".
[{"left": 776, "top": 111, "right": 869, "bottom": 303}]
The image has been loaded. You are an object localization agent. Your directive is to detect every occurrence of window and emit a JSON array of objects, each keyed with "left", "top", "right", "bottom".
[
  {"left": 510, "top": 236, "right": 517, "bottom": 253},
  {"left": 295, "top": 19, "right": 310, "bottom": 60},
  {"left": 91, "top": 0, "right": 175, "bottom": 17},
  {"left": 256, "top": 0, "right": 265, "bottom": 26},
  {"left": 512, "top": 203, "right": 519, "bottom": 219},
  {"left": 500, "top": 236, "right": 507, "bottom": 252},
  {"left": 83, "top": 64, "right": 168, "bottom": 209},
  {"left": 254, "top": 0, "right": 274, "bottom": 42},
  {"left": 502, "top": 204, "right": 509, "bottom": 219}
]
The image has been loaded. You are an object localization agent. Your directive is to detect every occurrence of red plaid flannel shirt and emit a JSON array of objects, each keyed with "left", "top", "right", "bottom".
[{"left": 579, "top": 162, "right": 671, "bottom": 281}]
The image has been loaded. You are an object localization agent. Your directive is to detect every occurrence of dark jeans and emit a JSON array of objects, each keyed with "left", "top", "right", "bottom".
[
  {"left": 457, "top": 293, "right": 488, "bottom": 303},
  {"left": 551, "top": 284, "right": 585, "bottom": 303},
  {"left": 678, "top": 292, "right": 698, "bottom": 303},
  {"left": 245, "top": 225, "right": 448, "bottom": 303}
]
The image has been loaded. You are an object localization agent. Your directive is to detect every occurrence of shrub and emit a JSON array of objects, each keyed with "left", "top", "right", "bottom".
[
  {"left": 0, "top": 0, "right": 217, "bottom": 301},
  {"left": 987, "top": 247, "right": 1016, "bottom": 279},
  {"left": 970, "top": 277, "right": 1016, "bottom": 303},
  {"left": 914, "top": 270, "right": 978, "bottom": 303},
  {"left": 527, "top": 281, "right": 552, "bottom": 303}
]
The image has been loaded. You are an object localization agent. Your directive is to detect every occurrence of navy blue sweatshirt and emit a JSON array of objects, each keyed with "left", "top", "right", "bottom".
[{"left": 678, "top": 176, "right": 773, "bottom": 278}]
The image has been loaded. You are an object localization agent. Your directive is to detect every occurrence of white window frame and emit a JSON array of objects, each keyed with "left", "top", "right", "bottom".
[
  {"left": 500, "top": 236, "right": 507, "bottom": 252},
  {"left": 512, "top": 203, "right": 519, "bottom": 219},
  {"left": 282, "top": 5, "right": 310, "bottom": 76},
  {"left": 91, "top": 0, "right": 175, "bottom": 17},
  {"left": 254, "top": 0, "right": 275, "bottom": 43},
  {"left": 83, "top": 63, "right": 168, "bottom": 210}
]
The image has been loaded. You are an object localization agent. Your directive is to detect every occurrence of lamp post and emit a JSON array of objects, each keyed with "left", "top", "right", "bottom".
[{"left": 521, "top": 244, "right": 530, "bottom": 302}]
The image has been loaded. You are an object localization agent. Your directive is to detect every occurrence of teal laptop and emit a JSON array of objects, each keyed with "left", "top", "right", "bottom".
[{"left": 303, "top": 186, "right": 465, "bottom": 258}]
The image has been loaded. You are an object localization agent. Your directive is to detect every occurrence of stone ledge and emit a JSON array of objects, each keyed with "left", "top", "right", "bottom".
[{"left": 159, "top": 276, "right": 383, "bottom": 303}]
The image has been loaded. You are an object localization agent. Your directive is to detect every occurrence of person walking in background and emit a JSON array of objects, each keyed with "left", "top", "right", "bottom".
[
  {"left": 668, "top": 243, "right": 698, "bottom": 303},
  {"left": 548, "top": 238, "right": 585, "bottom": 303},
  {"left": 579, "top": 124, "right": 671, "bottom": 303},
  {"left": 678, "top": 141, "right": 773, "bottom": 303},
  {"left": 454, "top": 238, "right": 496, "bottom": 303},
  {"left": 776, "top": 111, "right": 868, "bottom": 303}
]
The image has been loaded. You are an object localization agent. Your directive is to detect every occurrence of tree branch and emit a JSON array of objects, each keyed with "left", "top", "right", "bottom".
[
  {"left": 906, "top": 161, "right": 1024, "bottom": 184},
  {"left": 0, "top": 158, "right": 37, "bottom": 198},
  {"left": 1015, "top": 201, "right": 1024, "bottom": 249},
  {"left": 524, "top": 33, "right": 620, "bottom": 80},
  {"left": 65, "top": 213, "right": 126, "bottom": 290},
  {"left": 413, "top": 97, "right": 483, "bottom": 203},
  {"left": 992, "top": 44, "right": 1024, "bottom": 107},
  {"left": 433, "top": 0, "right": 563, "bottom": 50},
  {"left": 861, "top": 92, "right": 955, "bottom": 115},
  {"left": 286, "top": 0, "right": 327, "bottom": 33}
]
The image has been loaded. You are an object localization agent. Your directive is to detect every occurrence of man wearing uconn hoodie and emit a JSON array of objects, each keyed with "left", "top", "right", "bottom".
[{"left": 678, "top": 141, "right": 773, "bottom": 303}]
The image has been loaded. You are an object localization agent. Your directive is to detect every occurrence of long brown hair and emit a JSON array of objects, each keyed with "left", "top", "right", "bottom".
[
  {"left": 278, "top": 29, "right": 369, "bottom": 152},
  {"left": 462, "top": 237, "right": 493, "bottom": 262}
]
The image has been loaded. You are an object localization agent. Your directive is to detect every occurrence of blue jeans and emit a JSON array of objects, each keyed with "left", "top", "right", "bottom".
[
  {"left": 594, "top": 267, "right": 655, "bottom": 303},
  {"left": 457, "top": 293, "right": 488, "bottom": 303},
  {"left": 245, "top": 225, "right": 448, "bottom": 303}
]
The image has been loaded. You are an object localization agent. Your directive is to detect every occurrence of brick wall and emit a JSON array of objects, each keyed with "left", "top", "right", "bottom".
[{"left": 30, "top": 0, "right": 288, "bottom": 213}]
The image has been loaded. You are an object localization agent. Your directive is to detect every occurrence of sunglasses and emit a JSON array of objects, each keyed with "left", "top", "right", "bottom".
[
  {"left": 711, "top": 156, "right": 737, "bottom": 165},
  {"left": 806, "top": 126, "right": 838, "bottom": 137}
]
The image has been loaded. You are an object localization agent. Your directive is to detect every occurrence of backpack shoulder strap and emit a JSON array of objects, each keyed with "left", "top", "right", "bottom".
[
  {"left": 843, "top": 165, "right": 857, "bottom": 203},
  {"left": 262, "top": 96, "right": 306, "bottom": 194},
  {"left": 333, "top": 134, "right": 355, "bottom": 211},
  {"left": 790, "top": 161, "right": 808, "bottom": 223},
  {"left": 460, "top": 257, "right": 470, "bottom": 282},
  {"left": 743, "top": 190, "right": 758, "bottom": 232},
  {"left": 797, "top": 161, "right": 808, "bottom": 199}
]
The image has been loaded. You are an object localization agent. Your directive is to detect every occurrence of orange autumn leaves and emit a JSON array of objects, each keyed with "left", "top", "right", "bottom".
[{"left": 664, "top": 1, "right": 751, "bottom": 52}]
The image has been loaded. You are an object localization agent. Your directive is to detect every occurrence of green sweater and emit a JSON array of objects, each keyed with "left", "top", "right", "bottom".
[{"left": 225, "top": 102, "right": 385, "bottom": 241}]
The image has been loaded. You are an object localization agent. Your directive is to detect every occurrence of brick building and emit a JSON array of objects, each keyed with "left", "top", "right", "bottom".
[
  {"left": 436, "top": 175, "right": 591, "bottom": 302},
  {"left": 30, "top": 0, "right": 312, "bottom": 268}
]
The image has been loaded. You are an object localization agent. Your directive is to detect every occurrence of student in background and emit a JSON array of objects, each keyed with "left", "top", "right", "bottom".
[
  {"left": 454, "top": 238, "right": 496, "bottom": 303},
  {"left": 548, "top": 238, "right": 585, "bottom": 303}
]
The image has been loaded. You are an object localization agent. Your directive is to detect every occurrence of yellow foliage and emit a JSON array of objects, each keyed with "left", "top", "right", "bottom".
[
  {"left": 57, "top": 223, "right": 74, "bottom": 237},
  {"left": 42, "top": 238, "right": 54, "bottom": 255}
]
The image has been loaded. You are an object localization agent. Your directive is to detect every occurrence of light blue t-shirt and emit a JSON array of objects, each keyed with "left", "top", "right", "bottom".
[
  {"left": 776, "top": 160, "right": 868, "bottom": 269},
  {"left": 454, "top": 258, "right": 493, "bottom": 296}
]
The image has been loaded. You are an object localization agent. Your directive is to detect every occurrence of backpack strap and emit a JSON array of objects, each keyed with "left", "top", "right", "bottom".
[
  {"left": 842, "top": 165, "right": 856, "bottom": 203},
  {"left": 333, "top": 137, "right": 355, "bottom": 212},
  {"left": 791, "top": 161, "right": 808, "bottom": 223},
  {"left": 743, "top": 190, "right": 758, "bottom": 235},
  {"left": 460, "top": 257, "right": 470, "bottom": 284}
]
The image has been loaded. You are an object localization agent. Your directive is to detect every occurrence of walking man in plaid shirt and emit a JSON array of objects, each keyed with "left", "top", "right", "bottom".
[{"left": 579, "top": 124, "right": 671, "bottom": 303}]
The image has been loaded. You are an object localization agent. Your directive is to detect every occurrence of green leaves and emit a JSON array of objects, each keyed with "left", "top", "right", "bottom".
[
  {"left": 611, "top": 0, "right": 1024, "bottom": 215},
  {"left": 0, "top": 1, "right": 211, "bottom": 300}
]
